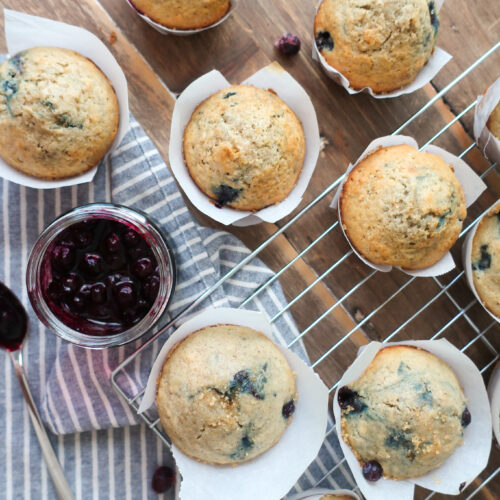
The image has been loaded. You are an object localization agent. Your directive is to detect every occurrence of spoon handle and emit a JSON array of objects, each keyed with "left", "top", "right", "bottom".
[{"left": 9, "top": 350, "right": 74, "bottom": 500}]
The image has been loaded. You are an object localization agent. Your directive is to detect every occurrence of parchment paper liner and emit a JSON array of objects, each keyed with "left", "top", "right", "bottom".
[
  {"left": 333, "top": 339, "right": 492, "bottom": 500},
  {"left": 288, "top": 487, "right": 360, "bottom": 500},
  {"left": 473, "top": 77, "right": 500, "bottom": 165},
  {"left": 487, "top": 360, "right": 500, "bottom": 446},
  {"left": 1, "top": 10, "right": 129, "bottom": 189},
  {"left": 125, "top": 0, "right": 239, "bottom": 36},
  {"left": 168, "top": 62, "right": 321, "bottom": 226},
  {"left": 331, "top": 135, "right": 487, "bottom": 277},
  {"left": 139, "top": 307, "right": 329, "bottom": 500},
  {"left": 312, "top": 0, "right": 452, "bottom": 98},
  {"left": 461, "top": 199, "right": 500, "bottom": 324}
]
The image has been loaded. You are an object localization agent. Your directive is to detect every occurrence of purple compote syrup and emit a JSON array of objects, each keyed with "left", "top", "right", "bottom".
[
  {"left": 41, "top": 219, "right": 160, "bottom": 336},
  {"left": 0, "top": 281, "right": 27, "bottom": 350}
]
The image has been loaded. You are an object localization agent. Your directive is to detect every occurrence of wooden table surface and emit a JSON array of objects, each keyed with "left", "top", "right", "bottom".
[{"left": 1, "top": 0, "right": 499, "bottom": 498}]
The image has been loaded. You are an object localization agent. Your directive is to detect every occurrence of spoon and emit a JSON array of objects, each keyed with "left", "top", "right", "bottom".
[{"left": 0, "top": 281, "right": 74, "bottom": 500}]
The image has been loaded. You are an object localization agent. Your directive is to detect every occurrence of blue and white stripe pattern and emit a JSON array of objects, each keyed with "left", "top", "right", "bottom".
[{"left": 0, "top": 111, "right": 353, "bottom": 498}]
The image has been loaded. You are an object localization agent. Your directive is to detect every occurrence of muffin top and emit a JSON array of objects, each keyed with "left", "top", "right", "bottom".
[
  {"left": 156, "top": 324, "right": 297, "bottom": 465},
  {"left": 339, "top": 346, "right": 470, "bottom": 480},
  {"left": 487, "top": 101, "right": 500, "bottom": 141},
  {"left": 314, "top": 0, "right": 439, "bottom": 93},
  {"left": 340, "top": 145, "right": 466, "bottom": 269},
  {"left": 183, "top": 85, "right": 306, "bottom": 211},
  {"left": 131, "top": 0, "right": 230, "bottom": 30},
  {"left": 0, "top": 47, "right": 119, "bottom": 180},
  {"left": 471, "top": 201, "right": 500, "bottom": 317}
]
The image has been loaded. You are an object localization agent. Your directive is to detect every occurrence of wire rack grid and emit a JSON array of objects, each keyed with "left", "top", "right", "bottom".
[{"left": 111, "top": 41, "right": 500, "bottom": 499}]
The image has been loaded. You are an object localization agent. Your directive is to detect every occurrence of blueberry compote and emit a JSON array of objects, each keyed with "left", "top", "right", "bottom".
[
  {"left": 0, "top": 282, "right": 27, "bottom": 350},
  {"left": 41, "top": 219, "right": 160, "bottom": 335}
]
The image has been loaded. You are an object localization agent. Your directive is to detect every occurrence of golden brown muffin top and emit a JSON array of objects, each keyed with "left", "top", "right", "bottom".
[{"left": 340, "top": 145, "right": 466, "bottom": 269}]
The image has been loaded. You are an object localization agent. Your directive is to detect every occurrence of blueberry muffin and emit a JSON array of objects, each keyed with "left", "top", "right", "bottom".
[
  {"left": 339, "top": 346, "right": 470, "bottom": 480},
  {"left": 0, "top": 47, "right": 119, "bottom": 180},
  {"left": 183, "top": 85, "right": 306, "bottom": 211},
  {"left": 314, "top": 0, "right": 440, "bottom": 93},
  {"left": 131, "top": 0, "right": 230, "bottom": 30},
  {"left": 471, "top": 201, "right": 500, "bottom": 317},
  {"left": 487, "top": 101, "right": 500, "bottom": 141},
  {"left": 156, "top": 324, "right": 297, "bottom": 465},
  {"left": 340, "top": 145, "right": 466, "bottom": 269}
]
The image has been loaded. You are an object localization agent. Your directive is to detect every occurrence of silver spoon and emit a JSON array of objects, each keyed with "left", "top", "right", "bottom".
[{"left": 0, "top": 281, "right": 74, "bottom": 500}]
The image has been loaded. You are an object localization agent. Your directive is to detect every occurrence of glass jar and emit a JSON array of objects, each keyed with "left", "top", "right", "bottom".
[{"left": 27, "top": 203, "right": 176, "bottom": 348}]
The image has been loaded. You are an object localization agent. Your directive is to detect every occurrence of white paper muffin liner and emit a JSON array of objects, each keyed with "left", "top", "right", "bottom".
[
  {"left": 1, "top": 10, "right": 129, "bottom": 189},
  {"left": 125, "top": 0, "right": 239, "bottom": 36},
  {"left": 461, "top": 199, "right": 500, "bottom": 324},
  {"left": 487, "top": 360, "right": 500, "bottom": 447},
  {"left": 331, "top": 135, "right": 487, "bottom": 277},
  {"left": 473, "top": 77, "right": 500, "bottom": 165},
  {"left": 139, "top": 307, "right": 329, "bottom": 500},
  {"left": 312, "top": 0, "right": 452, "bottom": 98},
  {"left": 287, "top": 487, "right": 360, "bottom": 500},
  {"left": 333, "top": 339, "right": 492, "bottom": 500},
  {"left": 168, "top": 62, "right": 321, "bottom": 226}
]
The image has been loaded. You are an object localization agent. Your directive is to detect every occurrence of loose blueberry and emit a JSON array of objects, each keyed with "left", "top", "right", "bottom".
[
  {"left": 90, "top": 283, "right": 106, "bottom": 304},
  {"left": 105, "top": 232, "right": 121, "bottom": 253},
  {"left": 461, "top": 407, "right": 471, "bottom": 427},
  {"left": 123, "top": 229, "right": 140, "bottom": 247},
  {"left": 275, "top": 33, "right": 301, "bottom": 55},
  {"left": 134, "top": 257, "right": 154, "bottom": 278},
  {"left": 51, "top": 245, "right": 76, "bottom": 270},
  {"left": 151, "top": 466, "right": 175, "bottom": 494},
  {"left": 282, "top": 399, "right": 295, "bottom": 419},
  {"left": 315, "top": 30, "right": 334, "bottom": 51},
  {"left": 362, "top": 460, "right": 383, "bottom": 482},
  {"left": 81, "top": 253, "right": 103, "bottom": 275},
  {"left": 459, "top": 482, "right": 466, "bottom": 492}
]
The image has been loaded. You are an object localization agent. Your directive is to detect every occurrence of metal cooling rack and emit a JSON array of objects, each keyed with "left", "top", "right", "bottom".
[{"left": 111, "top": 41, "right": 500, "bottom": 499}]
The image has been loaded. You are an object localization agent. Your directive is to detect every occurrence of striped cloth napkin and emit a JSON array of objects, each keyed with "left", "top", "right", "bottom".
[{"left": 0, "top": 111, "right": 354, "bottom": 498}]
